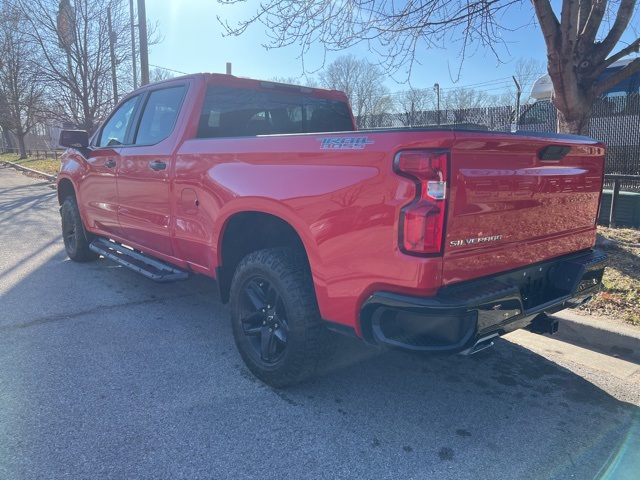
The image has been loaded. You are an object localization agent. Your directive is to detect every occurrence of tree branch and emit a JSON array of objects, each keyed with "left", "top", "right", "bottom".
[
  {"left": 531, "top": 0, "right": 561, "bottom": 59},
  {"left": 596, "top": 0, "right": 637, "bottom": 59},
  {"left": 604, "top": 38, "right": 640, "bottom": 68},
  {"left": 579, "top": 0, "right": 607, "bottom": 46},
  {"left": 559, "top": 0, "right": 581, "bottom": 57},
  {"left": 594, "top": 57, "right": 640, "bottom": 95}
]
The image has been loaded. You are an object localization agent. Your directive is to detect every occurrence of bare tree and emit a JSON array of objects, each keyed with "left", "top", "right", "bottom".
[
  {"left": 218, "top": 0, "right": 640, "bottom": 134},
  {"left": 442, "top": 87, "right": 492, "bottom": 124},
  {"left": 319, "top": 55, "right": 391, "bottom": 128},
  {"left": 442, "top": 88, "right": 491, "bottom": 111},
  {"left": 513, "top": 58, "right": 546, "bottom": 104},
  {"left": 16, "top": 0, "right": 137, "bottom": 133},
  {"left": 270, "top": 76, "right": 318, "bottom": 88},
  {"left": 395, "top": 88, "right": 436, "bottom": 126},
  {"left": 0, "top": 2, "right": 46, "bottom": 158},
  {"left": 149, "top": 67, "right": 175, "bottom": 84},
  {"left": 535, "top": 0, "right": 640, "bottom": 133},
  {"left": 0, "top": 95, "right": 12, "bottom": 148}
]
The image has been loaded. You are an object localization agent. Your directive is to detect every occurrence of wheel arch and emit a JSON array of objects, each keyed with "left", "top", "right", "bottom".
[
  {"left": 215, "top": 209, "right": 322, "bottom": 305},
  {"left": 57, "top": 176, "right": 76, "bottom": 206}
]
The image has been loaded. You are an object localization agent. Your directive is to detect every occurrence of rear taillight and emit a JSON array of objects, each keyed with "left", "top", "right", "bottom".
[{"left": 394, "top": 150, "right": 448, "bottom": 255}]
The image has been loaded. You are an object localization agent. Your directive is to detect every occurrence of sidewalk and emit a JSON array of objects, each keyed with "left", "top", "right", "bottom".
[
  {"left": 0, "top": 159, "right": 57, "bottom": 181},
  {"left": 551, "top": 309, "right": 640, "bottom": 364}
]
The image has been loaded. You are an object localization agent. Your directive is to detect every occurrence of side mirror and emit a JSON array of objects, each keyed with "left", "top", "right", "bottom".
[{"left": 59, "top": 130, "right": 89, "bottom": 149}]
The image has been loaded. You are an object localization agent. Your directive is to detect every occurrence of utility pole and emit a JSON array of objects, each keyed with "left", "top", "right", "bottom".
[
  {"left": 107, "top": 7, "right": 118, "bottom": 104},
  {"left": 434, "top": 83, "right": 441, "bottom": 126},
  {"left": 410, "top": 100, "right": 414, "bottom": 128},
  {"left": 129, "top": 0, "right": 137, "bottom": 89},
  {"left": 512, "top": 76, "right": 522, "bottom": 131},
  {"left": 57, "top": 0, "right": 77, "bottom": 126},
  {"left": 137, "top": 0, "right": 149, "bottom": 85}
]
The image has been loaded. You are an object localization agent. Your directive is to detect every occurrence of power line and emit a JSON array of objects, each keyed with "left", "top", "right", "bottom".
[
  {"left": 439, "top": 72, "right": 547, "bottom": 91},
  {"left": 149, "top": 64, "right": 189, "bottom": 75}
]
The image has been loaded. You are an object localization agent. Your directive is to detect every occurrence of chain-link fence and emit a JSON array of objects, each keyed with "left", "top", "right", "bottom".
[{"left": 359, "top": 93, "right": 640, "bottom": 192}]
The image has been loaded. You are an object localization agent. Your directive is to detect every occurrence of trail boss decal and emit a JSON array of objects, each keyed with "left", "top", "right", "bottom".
[
  {"left": 450, "top": 235, "right": 503, "bottom": 247},
  {"left": 318, "top": 136, "right": 374, "bottom": 150}
]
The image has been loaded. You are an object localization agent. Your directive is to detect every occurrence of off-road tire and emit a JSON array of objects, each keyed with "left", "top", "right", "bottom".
[
  {"left": 229, "top": 247, "right": 324, "bottom": 388},
  {"left": 60, "top": 196, "right": 99, "bottom": 262}
]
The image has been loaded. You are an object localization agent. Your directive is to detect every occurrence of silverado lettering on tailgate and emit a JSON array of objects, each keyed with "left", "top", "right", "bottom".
[{"left": 450, "top": 234, "right": 503, "bottom": 247}]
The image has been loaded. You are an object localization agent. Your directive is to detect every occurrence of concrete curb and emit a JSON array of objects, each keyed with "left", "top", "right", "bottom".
[
  {"left": 550, "top": 309, "right": 640, "bottom": 364},
  {"left": 1, "top": 160, "right": 57, "bottom": 182}
]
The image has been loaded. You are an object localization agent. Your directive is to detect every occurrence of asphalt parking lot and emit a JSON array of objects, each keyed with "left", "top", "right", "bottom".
[{"left": 1, "top": 165, "right": 639, "bottom": 479}]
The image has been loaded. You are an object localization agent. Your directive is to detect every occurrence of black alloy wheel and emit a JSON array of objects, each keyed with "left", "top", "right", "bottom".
[{"left": 239, "top": 276, "right": 291, "bottom": 364}]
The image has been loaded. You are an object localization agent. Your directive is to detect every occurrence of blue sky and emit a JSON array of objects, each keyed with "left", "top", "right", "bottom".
[{"left": 144, "top": 1, "right": 632, "bottom": 96}]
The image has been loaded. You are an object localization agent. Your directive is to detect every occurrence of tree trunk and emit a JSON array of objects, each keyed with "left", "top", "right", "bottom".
[
  {"left": 552, "top": 90, "right": 595, "bottom": 135},
  {"left": 17, "top": 134, "right": 27, "bottom": 159},
  {"left": 546, "top": 48, "right": 597, "bottom": 136},
  {"left": 1, "top": 126, "right": 14, "bottom": 151},
  {"left": 556, "top": 109, "right": 592, "bottom": 135}
]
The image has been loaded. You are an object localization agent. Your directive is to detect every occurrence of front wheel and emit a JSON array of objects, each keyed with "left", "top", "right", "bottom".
[
  {"left": 229, "top": 248, "right": 324, "bottom": 388},
  {"left": 60, "top": 196, "right": 99, "bottom": 262}
]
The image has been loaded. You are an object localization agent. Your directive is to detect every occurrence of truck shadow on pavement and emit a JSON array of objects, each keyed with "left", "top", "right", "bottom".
[
  {"left": 288, "top": 333, "right": 640, "bottom": 479},
  {"left": 0, "top": 180, "right": 57, "bottom": 227}
]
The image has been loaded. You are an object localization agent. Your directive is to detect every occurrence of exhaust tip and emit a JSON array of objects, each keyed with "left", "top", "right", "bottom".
[{"left": 459, "top": 333, "right": 499, "bottom": 356}]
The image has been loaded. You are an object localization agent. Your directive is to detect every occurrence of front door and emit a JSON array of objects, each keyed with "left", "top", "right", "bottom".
[{"left": 79, "top": 95, "right": 140, "bottom": 237}]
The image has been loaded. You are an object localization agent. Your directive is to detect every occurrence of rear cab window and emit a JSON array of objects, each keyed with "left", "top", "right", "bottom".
[{"left": 196, "top": 85, "right": 353, "bottom": 138}]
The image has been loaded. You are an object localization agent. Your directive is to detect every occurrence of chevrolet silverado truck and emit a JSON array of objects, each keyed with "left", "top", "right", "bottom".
[{"left": 57, "top": 74, "right": 608, "bottom": 387}]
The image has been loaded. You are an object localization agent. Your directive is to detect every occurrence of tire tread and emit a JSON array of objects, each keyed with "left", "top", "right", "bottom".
[{"left": 230, "top": 247, "right": 323, "bottom": 388}]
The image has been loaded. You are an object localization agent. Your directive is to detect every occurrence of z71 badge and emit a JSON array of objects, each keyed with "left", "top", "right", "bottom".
[{"left": 318, "top": 136, "right": 374, "bottom": 150}]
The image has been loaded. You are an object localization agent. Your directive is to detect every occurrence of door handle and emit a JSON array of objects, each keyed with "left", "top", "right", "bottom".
[
  {"left": 104, "top": 159, "right": 116, "bottom": 168},
  {"left": 150, "top": 160, "right": 167, "bottom": 171}
]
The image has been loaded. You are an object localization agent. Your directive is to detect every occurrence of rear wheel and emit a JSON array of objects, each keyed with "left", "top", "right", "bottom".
[
  {"left": 61, "top": 196, "right": 99, "bottom": 262},
  {"left": 229, "top": 248, "right": 324, "bottom": 388}
]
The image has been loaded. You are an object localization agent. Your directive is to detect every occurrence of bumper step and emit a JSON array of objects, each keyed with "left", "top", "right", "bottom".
[
  {"left": 361, "top": 249, "right": 607, "bottom": 353},
  {"left": 89, "top": 238, "right": 189, "bottom": 283}
]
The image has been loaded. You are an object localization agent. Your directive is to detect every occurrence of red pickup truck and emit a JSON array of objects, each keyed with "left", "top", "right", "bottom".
[{"left": 57, "top": 74, "right": 607, "bottom": 387}]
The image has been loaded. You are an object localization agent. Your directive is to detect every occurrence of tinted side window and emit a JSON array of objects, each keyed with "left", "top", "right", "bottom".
[
  {"left": 197, "top": 86, "right": 353, "bottom": 138},
  {"left": 97, "top": 95, "right": 139, "bottom": 147},
  {"left": 134, "top": 85, "right": 187, "bottom": 145}
]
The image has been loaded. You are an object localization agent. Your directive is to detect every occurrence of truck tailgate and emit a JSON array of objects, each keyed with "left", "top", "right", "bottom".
[{"left": 443, "top": 131, "right": 605, "bottom": 286}]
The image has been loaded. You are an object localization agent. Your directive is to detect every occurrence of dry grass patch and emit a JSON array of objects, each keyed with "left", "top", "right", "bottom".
[
  {"left": 579, "top": 226, "right": 640, "bottom": 327},
  {"left": 1, "top": 153, "right": 61, "bottom": 176}
]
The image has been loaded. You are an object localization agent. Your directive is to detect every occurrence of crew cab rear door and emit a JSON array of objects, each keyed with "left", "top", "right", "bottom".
[{"left": 116, "top": 83, "right": 188, "bottom": 257}]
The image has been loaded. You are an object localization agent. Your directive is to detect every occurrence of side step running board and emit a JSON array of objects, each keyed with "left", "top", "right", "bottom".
[{"left": 89, "top": 238, "right": 189, "bottom": 283}]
